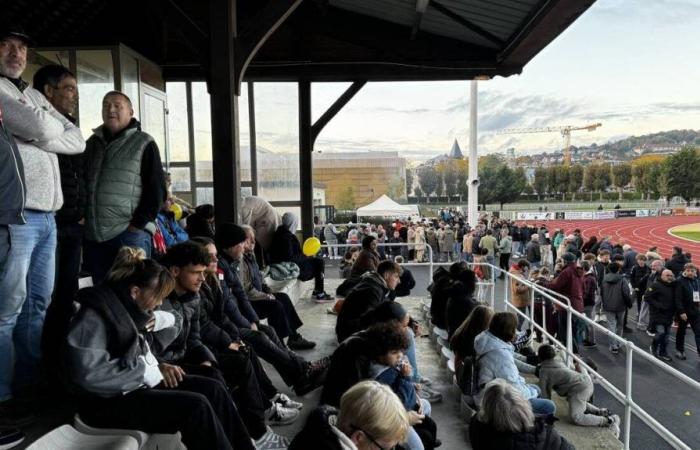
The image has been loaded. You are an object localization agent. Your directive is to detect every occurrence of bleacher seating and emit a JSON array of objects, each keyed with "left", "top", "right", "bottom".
[
  {"left": 26, "top": 425, "right": 139, "bottom": 450},
  {"left": 74, "top": 415, "right": 185, "bottom": 450}
]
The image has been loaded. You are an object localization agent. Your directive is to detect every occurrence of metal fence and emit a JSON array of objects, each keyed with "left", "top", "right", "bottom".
[
  {"left": 318, "top": 244, "right": 699, "bottom": 449},
  {"left": 498, "top": 265, "right": 700, "bottom": 450}
]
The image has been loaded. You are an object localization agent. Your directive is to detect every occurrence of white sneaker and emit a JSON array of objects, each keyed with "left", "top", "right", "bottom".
[
  {"left": 272, "top": 393, "right": 303, "bottom": 410},
  {"left": 255, "top": 426, "right": 290, "bottom": 450},
  {"left": 266, "top": 403, "right": 299, "bottom": 426},
  {"left": 607, "top": 414, "right": 621, "bottom": 439}
]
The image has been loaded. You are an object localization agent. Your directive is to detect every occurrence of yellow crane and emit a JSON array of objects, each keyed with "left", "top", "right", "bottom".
[{"left": 498, "top": 123, "right": 602, "bottom": 165}]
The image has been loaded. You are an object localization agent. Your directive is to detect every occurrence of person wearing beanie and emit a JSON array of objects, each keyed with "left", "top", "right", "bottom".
[{"left": 268, "top": 212, "right": 332, "bottom": 301}]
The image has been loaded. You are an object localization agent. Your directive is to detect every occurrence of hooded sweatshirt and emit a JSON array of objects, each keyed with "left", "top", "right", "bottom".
[
  {"left": 336, "top": 271, "right": 391, "bottom": 342},
  {"left": 601, "top": 272, "right": 632, "bottom": 313}
]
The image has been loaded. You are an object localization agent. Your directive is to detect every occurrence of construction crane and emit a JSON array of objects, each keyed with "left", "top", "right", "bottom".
[{"left": 498, "top": 123, "right": 602, "bottom": 165}]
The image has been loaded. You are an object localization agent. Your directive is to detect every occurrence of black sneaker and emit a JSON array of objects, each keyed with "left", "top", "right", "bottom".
[
  {"left": 0, "top": 429, "right": 25, "bottom": 450},
  {"left": 0, "top": 400, "right": 35, "bottom": 429},
  {"left": 659, "top": 354, "right": 672, "bottom": 362},
  {"left": 294, "top": 364, "right": 327, "bottom": 396},
  {"left": 583, "top": 340, "right": 597, "bottom": 348},
  {"left": 287, "top": 334, "right": 317, "bottom": 351},
  {"left": 312, "top": 291, "right": 333, "bottom": 303},
  {"left": 675, "top": 351, "right": 687, "bottom": 360}
]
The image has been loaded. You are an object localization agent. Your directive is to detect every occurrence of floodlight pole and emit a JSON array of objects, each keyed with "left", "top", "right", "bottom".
[{"left": 467, "top": 80, "right": 479, "bottom": 227}]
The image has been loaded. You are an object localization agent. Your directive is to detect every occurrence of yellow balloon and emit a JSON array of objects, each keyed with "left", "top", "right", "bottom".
[
  {"left": 302, "top": 237, "right": 321, "bottom": 256},
  {"left": 170, "top": 202, "right": 183, "bottom": 221}
]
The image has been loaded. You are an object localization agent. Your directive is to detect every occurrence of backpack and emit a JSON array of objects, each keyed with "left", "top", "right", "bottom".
[{"left": 456, "top": 353, "right": 484, "bottom": 396}]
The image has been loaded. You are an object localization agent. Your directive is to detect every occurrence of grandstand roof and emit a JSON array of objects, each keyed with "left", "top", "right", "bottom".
[{"left": 2, "top": 0, "right": 596, "bottom": 83}]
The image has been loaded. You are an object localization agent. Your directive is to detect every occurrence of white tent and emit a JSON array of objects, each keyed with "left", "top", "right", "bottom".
[{"left": 356, "top": 195, "right": 419, "bottom": 219}]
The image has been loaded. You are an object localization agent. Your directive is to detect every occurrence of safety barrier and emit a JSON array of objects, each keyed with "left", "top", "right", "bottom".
[{"left": 497, "top": 264, "right": 700, "bottom": 450}]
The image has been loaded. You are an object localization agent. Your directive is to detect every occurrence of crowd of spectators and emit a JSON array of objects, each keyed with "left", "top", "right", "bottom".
[{"left": 1, "top": 26, "right": 697, "bottom": 450}]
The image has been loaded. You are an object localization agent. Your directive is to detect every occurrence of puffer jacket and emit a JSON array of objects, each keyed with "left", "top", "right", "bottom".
[
  {"left": 601, "top": 273, "right": 632, "bottom": 313},
  {"left": 473, "top": 330, "right": 538, "bottom": 403},
  {"left": 155, "top": 291, "right": 216, "bottom": 365},
  {"left": 335, "top": 271, "right": 391, "bottom": 342}
]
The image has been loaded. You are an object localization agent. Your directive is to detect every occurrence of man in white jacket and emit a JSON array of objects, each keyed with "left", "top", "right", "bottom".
[{"left": 0, "top": 28, "right": 85, "bottom": 414}]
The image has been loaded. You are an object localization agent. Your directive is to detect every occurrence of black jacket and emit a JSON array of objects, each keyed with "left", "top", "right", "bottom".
[
  {"left": 199, "top": 281, "right": 241, "bottom": 351},
  {"left": 675, "top": 276, "right": 700, "bottom": 318},
  {"left": 335, "top": 272, "right": 391, "bottom": 342},
  {"left": 469, "top": 415, "right": 574, "bottom": 450},
  {"left": 218, "top": 252, "right": 260, "bottom": 325},
  {"left": 156, "top": 291, "right": 216, "bottom": 365},
  {"left": 430, "top": 275, "right": 455, "bottom": 330},
  {"left": 0, "top": 111, "right": 25, "bottom": 225},
  {"left": 56, "top": 152, "right": 86, "bottom": 225},
  {"left": 395, "top": 268, "right": 415, "bottom": 297},
  {"left": 646, "top": 280, "right": 676, "bottom": 327},
  {"left": 268, "top": 225, "right": 305, "bottom": 266},
  {"left": 446, "top": 282, "right": 479, "bottom": 339},
  {"left": 320, "top": 332, "right": 373, "bottom": 407},
  {"left": 289, "top": 406, "right": 346, "bottom": 450},
  {"left": 630, "top": 264, "right": 650, "bottom": 291},
  {"left": 666, "top": 254, "right": 689, "bottom": 278}
]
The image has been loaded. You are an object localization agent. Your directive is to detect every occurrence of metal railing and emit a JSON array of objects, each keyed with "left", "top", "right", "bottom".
[
  {"left": 321, "top": 242, "right": 497, "bottom": 308},
  {"left": 319, "top": 244, "right": 698, "bottom": 448},
  {"left": 496, "top": 264, "right": 700, "bottom": 450}
]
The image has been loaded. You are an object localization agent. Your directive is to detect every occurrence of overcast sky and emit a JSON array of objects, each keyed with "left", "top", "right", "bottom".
[{"left": 236, "top": 0, "right": 700, "bottom": 162}]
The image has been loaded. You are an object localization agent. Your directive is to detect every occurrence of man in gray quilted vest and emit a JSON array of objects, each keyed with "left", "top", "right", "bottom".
[
  {"left": 0, "top": 28, "right": 85, "bottom": 420},
  {"left": 83, "top": 91, "right": 166, "bottom": 283}
]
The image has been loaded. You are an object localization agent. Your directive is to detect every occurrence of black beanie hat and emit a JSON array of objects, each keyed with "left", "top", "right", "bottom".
[{"left": 215, "top": 223, "right": 247, "bottom": 249}]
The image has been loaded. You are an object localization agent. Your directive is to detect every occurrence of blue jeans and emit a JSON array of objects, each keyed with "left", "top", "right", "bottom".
[
  {"left": 530, "top": 397, "right": 556, "bottom": 416},
  {"left": 406, "top": 327, "right": 422, "bottom": 382},
  {"left": 652, "top": 323, "right": 671, "bottom": 356},
  {"left": 84, "top": 227, "right": 153, "bottom": 283},
  {"left": 605, "top": 310, "right": 625, "bottom": 351},
  {"left": 405, "top": 399, "right": 432, "bottom": 450},
  {"left": 0, "top": 210, "right": 57, "bottom": 401}
]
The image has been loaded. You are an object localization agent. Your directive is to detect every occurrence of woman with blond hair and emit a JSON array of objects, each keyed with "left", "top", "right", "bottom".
[
  {"left": 65, "top": 247, "right": 254, "bottom": 450},
  {"left": 291, "top": 380, "right": 410, "bottom": 450},
  {"left": 470, "top": 379, "right": 574, "bottom": 450}
]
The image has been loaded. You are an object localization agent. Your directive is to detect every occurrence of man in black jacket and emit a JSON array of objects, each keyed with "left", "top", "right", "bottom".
[
  {"left": 215, "top": 224, "right": 328, "bottom": 396},
  {"left": 674, "top": 263, "right": 700, "bottom": 360},
  {"left": 646, "top": 270, "right": 676, "bottom": 361},
  {"left": 33, "top": 65, "right": 86, "bottom": 375},
  {"left": 666, "top": 246, "right": 689, "bottom": 278},
  {"left": 159, "top": 242, "right": 291, "bottom": 448}
]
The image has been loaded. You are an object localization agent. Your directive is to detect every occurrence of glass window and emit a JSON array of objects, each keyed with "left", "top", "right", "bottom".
[
  {"left": 24, "top": 50, "right": 70, "bottom": 91},
  {"left": 121, "top": 53, "right": 140, "bottom": 119},
  {"left": 241, "top": 186, "right": 253, "bottom": 199},
  {"left": 192, "top": 82, "right": 213, "bottom": 182},
  {"left": 168, "top": 167, "right": 191, "bottom": 192},
  {"left": 255, "top": 83, "right": 299, "bottom": 202},
  {"left": 142, "top": 92, "right": 167, "bottom": 163},
  {"left": 166, "top": 82, "right": 190, "bottom": 162},
  {"left": 196, "top": 187, "right": 215, "bottom": 205},
  {"left": 239, "top": 83, "right": 251, "bottom": 182},
  {"left": 77, "top": 50, "right": 115, "bottom": 138}
]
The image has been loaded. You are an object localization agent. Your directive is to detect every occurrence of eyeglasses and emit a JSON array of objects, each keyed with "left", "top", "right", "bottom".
[{"left": 351, "top": 425, "right": 396, "bottom": 450}]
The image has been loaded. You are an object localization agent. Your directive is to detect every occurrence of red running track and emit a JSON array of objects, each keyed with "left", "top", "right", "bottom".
[{"left": 524, "top": 216, "right": 700, "bottom": 258}]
